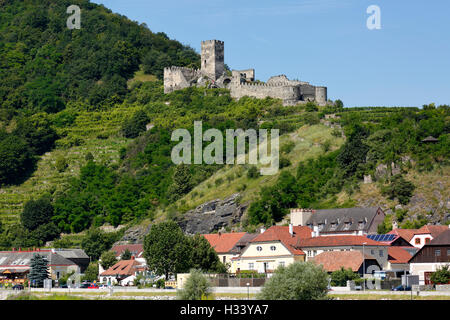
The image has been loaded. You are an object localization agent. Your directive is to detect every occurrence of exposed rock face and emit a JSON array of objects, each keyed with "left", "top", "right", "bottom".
[
  {"left": 176, "top": 193, "right": 247, "bottom": 235},
  {"left": 115, "top": 224, "right": 151, "bottom": 245}
]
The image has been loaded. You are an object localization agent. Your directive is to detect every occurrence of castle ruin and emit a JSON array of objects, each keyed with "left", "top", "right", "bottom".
[{"left": 164, "top": 40, "right": 328, "bottom": 106}]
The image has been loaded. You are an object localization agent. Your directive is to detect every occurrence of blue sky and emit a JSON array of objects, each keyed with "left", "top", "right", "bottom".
[{"left": 91, "top": 0, "right": 450, "bottom": 107}]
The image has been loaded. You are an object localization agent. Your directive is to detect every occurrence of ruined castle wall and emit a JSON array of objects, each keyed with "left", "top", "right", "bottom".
[
  {"left": 299, "top": 83, "right": 316, "bottom": 101},
  {"left": 201, "top": 40, "right": 224, "bottom": 81},
  {"left": 315, "top": 86, "right": 327, "bottom": 105},
  {"left": 230, "top": 82, "right": 300, "bottom": 103},
  {"left": 163, "top": 66, "right": 200, "bottom": 93},
  {"left": 234, "top": 69, "right": 255, "bottom": 81}
]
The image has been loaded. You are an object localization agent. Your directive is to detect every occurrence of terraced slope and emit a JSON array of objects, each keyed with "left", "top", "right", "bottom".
[{"left": 0, "top": 106, "right": 142, "bottom": 225}]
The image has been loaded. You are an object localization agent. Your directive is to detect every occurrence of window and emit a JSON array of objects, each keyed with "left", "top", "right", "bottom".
[
  {"left": 379, "top": 250, "right": 383, "bottom": 257},
  {"left": 435, "top": 250, "right": 441, "bottom": 257},
  {"left": 371, "top": 249, "right": 375, "bottom": 255},
  {"left": 256, "top": 246, "right": 262, "bottom": 252},
  {"left": 313, "top": 250, "right": 317, "bottom": 256},
  {"left": 318, "top": 224, "right": 324, "bottom": 231},
  {"left": 425, "top": 238, "right": 431, "bottom": 244},
  {"left": 270, "top": 246, "right": 276, "bottom": 251},
  {"left": 248, "top": 263, "right": 254, "bottom": 270},
  {"left": 307, "top": 251, "right": 312, "bottom": 257},
  {"left": 279, "top": 261, "right": 285, "bottom": 268},
  {"left": 223, "top": 256, "right": 226, "bottom": 264},
  {"left": 415, "top": 238, "right": 421, "bottom": 245},
  {"left": 447, "top": 249, "right": 450, "bottom": 256}
]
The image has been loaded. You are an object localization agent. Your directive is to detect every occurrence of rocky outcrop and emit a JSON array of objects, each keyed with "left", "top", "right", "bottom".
[
  {"left": 115, "top": 224, "right": 151, "bottom": 245},
  {"left": 176, "top": 193, "right": 247, "bottom": 235}
]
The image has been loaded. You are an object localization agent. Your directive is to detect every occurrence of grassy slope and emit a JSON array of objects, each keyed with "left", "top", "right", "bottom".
[{"left": 153, "top": 124, "right": 345, "bottom": 221}]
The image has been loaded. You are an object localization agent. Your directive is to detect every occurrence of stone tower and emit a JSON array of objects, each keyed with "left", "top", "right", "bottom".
[{"left": 201, "top": 40, "right": 224, "bottom": 81}]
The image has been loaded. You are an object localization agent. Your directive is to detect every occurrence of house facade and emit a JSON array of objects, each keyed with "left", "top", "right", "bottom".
[
  {"left": 99, "top": 243, "right": 146, "bottom": 275},
  {"left": 231, "top": 225, "right": 312, "bottom": 274},
  {"left": 0, "top": 249, "right": 81, "bottom": 285},
  {"left": 388, "top": 225, "right": 448, "bottom": 249},
  {"left": 408, "top": 229, "right": 450, "bottom": 285},
  {"left": 202, "top": 232, "right": 258, "bottom": 268},
  {"left": 299, "top": 235, "right": 389, "bottom": 271},
  {"left": 311, "top": 250, "right": 381, "bottom": 276},
  {"left": 99, "top": 258, "right": 147, "bottom": 286}
]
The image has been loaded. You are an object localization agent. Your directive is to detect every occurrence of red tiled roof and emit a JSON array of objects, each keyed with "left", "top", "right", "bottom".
[
  {"left": 388, "top": 247, "right": 413, "bottom": 264},
  {"left": 311, "top": 251, "right": 376, "bottom": 272},
  {"left": 251, "top": 226, "right": 313, "bottom": 255},
  {"left": 100, "top": 259, "right": 143, "bottom": 276},
  {"left": 387, "top": 229, "right": 418, "bottom": 242},
  {"left": 202, "top": 232, "right": 247, "bottom": 254},
  {"left": 111, "top": 244, "right": 144, "bottom": 258},
  {"left": 299, "top": 235, "right": 385, "bottom": 247},
  {"left": 415, "top": 225, "right": 449, "bottom": 238}
]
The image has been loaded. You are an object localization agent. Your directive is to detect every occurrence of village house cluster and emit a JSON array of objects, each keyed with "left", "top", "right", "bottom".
[
  {"left": 1, "top": 207, "right": 449, "bottom": 289},
  {"left": 202, "top": 208, "right": 450, "bottom": 287}
]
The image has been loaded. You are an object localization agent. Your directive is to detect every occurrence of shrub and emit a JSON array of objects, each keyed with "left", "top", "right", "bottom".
[
  {"left": 279, "top": 157, "right": 291, "bottom": 169},
  {"left": 247, "top": 165, "right": 259, "bottom": 179},
  {"left": 430, "top": 265, "right": 450, "bottom": 285},
  {"left": 177, "top": 269, "right": 213, "bottom": 300},
  {"left": 258, "top": 261, "right": 329, "bottom": 300},
  {"left": 382, "top": 174, "right": 415, "bottom": 205},
  {"left": 330, "top": 267, "right": 360, "bottom": 286},
  {"left": 121, "top": 110, "right": 150, "bottom": 138},
  {"left": 55, "top": 155, "right": 68, "bottom": 172}
]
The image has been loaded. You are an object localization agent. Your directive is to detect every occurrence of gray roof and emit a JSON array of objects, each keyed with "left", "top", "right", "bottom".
[
  {"left": 0, "top": 251, "right": 77, "bottom": 268},
  {"left": 428, "top": 229, "right": 450, "bottom": 246},
  {"left": 305, "top": 207, "right": 381, "bottom": 233},
  {"left": 53, "top": 249, "right": 89, "bottom": 259}
]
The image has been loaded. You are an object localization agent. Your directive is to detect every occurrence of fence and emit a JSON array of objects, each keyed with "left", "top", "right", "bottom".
[{"left": 205, "top": 273, "right": 269, "bottom": 287}]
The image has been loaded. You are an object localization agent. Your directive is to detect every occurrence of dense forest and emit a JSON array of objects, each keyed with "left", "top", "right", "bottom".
[{"left": 0, "top": 1, "right": 449, "bottom": 250}]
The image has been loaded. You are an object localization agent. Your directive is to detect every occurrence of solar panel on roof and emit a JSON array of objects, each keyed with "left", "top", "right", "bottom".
[{"left": 367, "top": 234, "right": 396, "bottom": 242}]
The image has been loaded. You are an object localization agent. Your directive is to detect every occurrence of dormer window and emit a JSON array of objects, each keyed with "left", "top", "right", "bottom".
[
  {"left": 318, "top": 223, "right": 324, "bottom": 231},
  {"left": 343, "top": 220, "right": 352, "bottom": 230},
  {"left": 256, "top": 246, "right": 262, "bottom": 252},
  {"left": 330, "top": 221, "right": 338, "bottom": 230},
  {"left": 358, "top": 220, "right": 366, "bottom": 229}
]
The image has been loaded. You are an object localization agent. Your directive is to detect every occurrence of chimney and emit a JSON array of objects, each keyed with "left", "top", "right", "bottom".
[
  {"left": 260, "top": 227, "right": 266, "bottom": 234},
  {"left": 290, "top": 208, "right": 314, "bottom": 227},
  {"left": 289, "top": 224, "right": 294, "bottom": 237},
  {"left": 392, "top": 220, "right": 398, "bottom": 230}
]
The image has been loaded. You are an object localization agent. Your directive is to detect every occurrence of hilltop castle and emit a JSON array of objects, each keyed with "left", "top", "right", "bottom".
[{"left": 164, "top": 40, "right": 328, "bottom": 106}]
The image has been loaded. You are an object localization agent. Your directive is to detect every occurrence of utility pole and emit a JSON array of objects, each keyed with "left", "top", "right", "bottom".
[{"left": 363, "top": 242, "right": 366, "bottom": 292}]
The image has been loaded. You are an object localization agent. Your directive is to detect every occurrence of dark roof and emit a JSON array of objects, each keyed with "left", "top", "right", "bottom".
[
  {"left": 0, "top": 250, "right": 77, "bottom": 268},
  {"left": 305, "top": 207, "right": 382, "bottom": 233},
  {"left": 53, "top": 249, "right": 89, "bottom": 259},
  {"left": 427, "top": 229, "right": 450, "bottom": 245}
]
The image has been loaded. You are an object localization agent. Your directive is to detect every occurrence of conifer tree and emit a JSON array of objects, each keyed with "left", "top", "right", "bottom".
[{"left": 28, "top": 254, "right": 50, "bottom": 287}]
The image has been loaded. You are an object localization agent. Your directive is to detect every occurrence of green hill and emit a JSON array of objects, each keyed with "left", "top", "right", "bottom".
[{"left": 0, "top": 1, "right": 449, "bottom": 250}]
